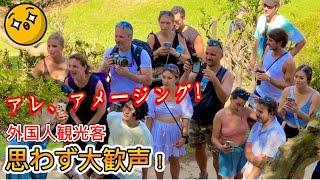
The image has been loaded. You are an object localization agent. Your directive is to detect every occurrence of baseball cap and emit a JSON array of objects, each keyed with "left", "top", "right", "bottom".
[{"left": 263, "top": 0, "right": 280, "bottom": 7}]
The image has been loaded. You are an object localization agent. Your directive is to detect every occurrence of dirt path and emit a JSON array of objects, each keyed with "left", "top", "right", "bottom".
[{"left": 0, "top": 152, "right": 317, "bottom": 179}]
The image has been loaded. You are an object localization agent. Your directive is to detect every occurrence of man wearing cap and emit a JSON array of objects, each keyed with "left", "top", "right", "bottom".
[{"left": 251, "top": 0, "right": 306, "bottom": 65}]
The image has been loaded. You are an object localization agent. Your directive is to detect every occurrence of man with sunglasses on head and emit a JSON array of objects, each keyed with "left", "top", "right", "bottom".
[
  {"left": 100, "top": 21, "right": 152, "bottom": 112},
  {"left": 251, "top": 0, "right": 305, "bottom": 66},
  {"left": 180, "top": 39, "right": 235, "bottom": 179},
  {"left": 242, "top": 96, "right": 286, "bottom": 179}
]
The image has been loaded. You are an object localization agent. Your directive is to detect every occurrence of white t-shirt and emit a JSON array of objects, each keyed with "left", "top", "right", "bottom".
[
  {"left": 254, "top": 14, "right": 304, "bottom": 60},
  {"left": 106, "top": 112, "right": 153, "bottom": 179}
]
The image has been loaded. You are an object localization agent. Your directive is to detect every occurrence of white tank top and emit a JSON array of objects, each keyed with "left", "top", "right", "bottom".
[{"left": 256, "top": 50, "right": 292, "bottom": 102}]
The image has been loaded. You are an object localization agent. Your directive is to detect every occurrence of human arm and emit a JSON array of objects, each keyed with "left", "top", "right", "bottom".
[
  {"left": 289, "top": 39, "right": 306, "bottom": 57},
  {"left": 32, "top": 59, "right": 45, "bottom": 78},
  {"left": 193, "top": 35, "right": 205, "bottom": 60},
  {"left": 203, "top": 68, "right": 235, "bottom": 103},
  {"left": 147, "top": 33, "right": 170, "bottom": 59},
  {"left": 145, "top": 90, "right": 156, "bottom": 131},
  {"left": 175, "top": 94, "right": 193, "bottom": 148},
  {"left": 179, "top": 62, "right": 197, "bottom": 84},
  {"left": 170, "top": 34, "right": 191, "bottom": 64},
  {"left": 256, "top": 58, "right": 296, "bottom": 89},
  {"left": 87, "top": 81, "right": 106, "bottom": 125},
  {"left": 211, "top": 110, "right": 232, "bottom": 152},
  {"left": 286, "top": 91, "right": 320, "bottom": 122},
  {"left": 278, "top": 87, "right": 289, "bottom": 119}
]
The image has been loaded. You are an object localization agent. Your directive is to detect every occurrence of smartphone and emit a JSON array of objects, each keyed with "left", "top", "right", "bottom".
[
  {"left": 287, "top": 97, "right": 295, "bottom": 102},
  {"left": 163, "top": 42, "right": 172, "bottom": 49},
  {"left": 57, "top": 102, "right": 67, "bottom": 111},
  {"left": 192, "top": 61, "right": 201, "bottom": 73},
  {"left": 225, "top": 140, "right": 234, "bottom": 147}
]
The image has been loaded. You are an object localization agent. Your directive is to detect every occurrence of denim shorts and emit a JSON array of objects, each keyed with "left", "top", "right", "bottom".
[{"left": 218, "top": 144, "right": 247, "bottom": 178}]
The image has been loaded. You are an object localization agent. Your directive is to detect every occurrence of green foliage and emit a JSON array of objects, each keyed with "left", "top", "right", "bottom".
[
  {"left": 65, "top": 39, "right": 105, "bottom": 70},
  {"left": 0, "top": 49, "right": 12, "bottom": 69},
  {"left": 0, "top": 69, "right": 65, "bottom": 135}
]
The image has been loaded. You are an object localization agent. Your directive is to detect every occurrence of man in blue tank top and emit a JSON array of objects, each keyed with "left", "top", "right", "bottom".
[{"left": 255, "top": 28, "right": 296, "bottom": 103}]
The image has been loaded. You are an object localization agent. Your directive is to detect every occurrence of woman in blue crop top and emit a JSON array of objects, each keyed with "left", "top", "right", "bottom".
[
  {"left": 146, "top": 64, "right": 193, "bottom": 179},
  {"left": 278, "top": 65, "right": 320, "bottom": 139}
]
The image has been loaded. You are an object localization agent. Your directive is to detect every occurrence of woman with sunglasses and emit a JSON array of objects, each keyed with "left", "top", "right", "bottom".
[
  {"left": 147, "top": 10, "right": 190, "bottom": 88},
  {"left": 278, "top": 65, "right": 320, "bottom": 138},
  {"left": 146, "top": 64, "right": 193, "bottom": 179},
  {"left": 211, "top": 88, "right": 256, "bottom": 179}
]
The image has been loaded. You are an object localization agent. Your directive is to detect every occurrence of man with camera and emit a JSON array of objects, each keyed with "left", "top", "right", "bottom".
[
  {"left": 254, "top": 28, "right": 295, "bottom": 103},
  {"left": 180, "top": 39, "right": 235, "bottom": 178},
  {"left": 100, "top": 21, "right": 152, "bottom": 112}
]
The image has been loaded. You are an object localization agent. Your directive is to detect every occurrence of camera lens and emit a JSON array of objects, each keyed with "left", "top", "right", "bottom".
[{"left": 119, "top": 58, "right": 128, "bottom": 67}]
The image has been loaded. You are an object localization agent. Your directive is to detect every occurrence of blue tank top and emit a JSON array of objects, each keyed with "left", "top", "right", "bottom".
[
  {"left": 255, "top": 50, "right": 292, "bottom": 102},
  {"left": 285, "top": 86, "right": 316, "bottom": 128}
]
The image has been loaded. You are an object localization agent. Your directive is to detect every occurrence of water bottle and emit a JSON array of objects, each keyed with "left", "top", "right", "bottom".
[
  {"left": 176, "top": 44, "right": 184, "bottom": 54},
  {"left": 200, "top": 76, "right": 209, "bottom": 92},
  {"left": 248, "top": 95, "right": 255, "bottom": 107}
]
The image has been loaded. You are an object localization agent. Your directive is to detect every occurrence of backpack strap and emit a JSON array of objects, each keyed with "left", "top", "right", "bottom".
[
  {"left": 111, "top": 45, "right": 141, "bottom": 71},
  {"left": 111, "top": 46, "right": 119, "bottom": 55},
  {"left": 132, "top": 45, "right": 142, "bottom": 71},
  {"left": 67, "top": 75, "right": 75, "bottom": 89}
]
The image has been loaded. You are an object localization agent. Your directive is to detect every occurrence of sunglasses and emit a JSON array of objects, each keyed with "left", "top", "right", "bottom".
[
  {"left": 263, "top": 4, "right": 275, "bottom": 9},
  {"left": 117, "top": 21, "right": 133, "bottom": 31},
  {"left": 164, "top": 63, "right": 180, "bottom": 75},
  {"left": 207, "top": 39, "right": 223, "bottom": 49}
]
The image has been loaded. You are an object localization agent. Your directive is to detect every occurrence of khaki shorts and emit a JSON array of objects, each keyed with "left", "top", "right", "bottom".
[{"left": 189, "top": 121, "right": 218, "bottom": 153}]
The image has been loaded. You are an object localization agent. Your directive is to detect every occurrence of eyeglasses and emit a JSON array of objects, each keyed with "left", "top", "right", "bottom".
[
  {"left": 164, "top": 63, "right": 180, "bottom": 75},
  {"left": 263, "top": 4, "right": 275, "bottom": 9},
  {"left": 207, "top": 39, "right": 223, "bottom": 49}
]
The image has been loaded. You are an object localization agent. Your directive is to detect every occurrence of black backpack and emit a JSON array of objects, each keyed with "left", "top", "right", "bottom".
[{"left": 110, "top": 39, "right": 153, "bottom": 71}]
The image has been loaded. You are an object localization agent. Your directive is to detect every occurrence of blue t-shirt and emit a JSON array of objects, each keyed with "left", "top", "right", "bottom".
[
  {"left": 104, "top": 45, "right": 152, "bottom": 94},
  {"left": 254, "top": 14, "right": 304, "bottom": 60}
]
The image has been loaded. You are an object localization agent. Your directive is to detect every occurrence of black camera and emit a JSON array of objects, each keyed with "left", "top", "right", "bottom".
[
  {"left": 113, "top": 54, "right": 129, "bottom": 67},
  {"left": 256, "top": 69, "right": 265, "bottom": 85}
]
